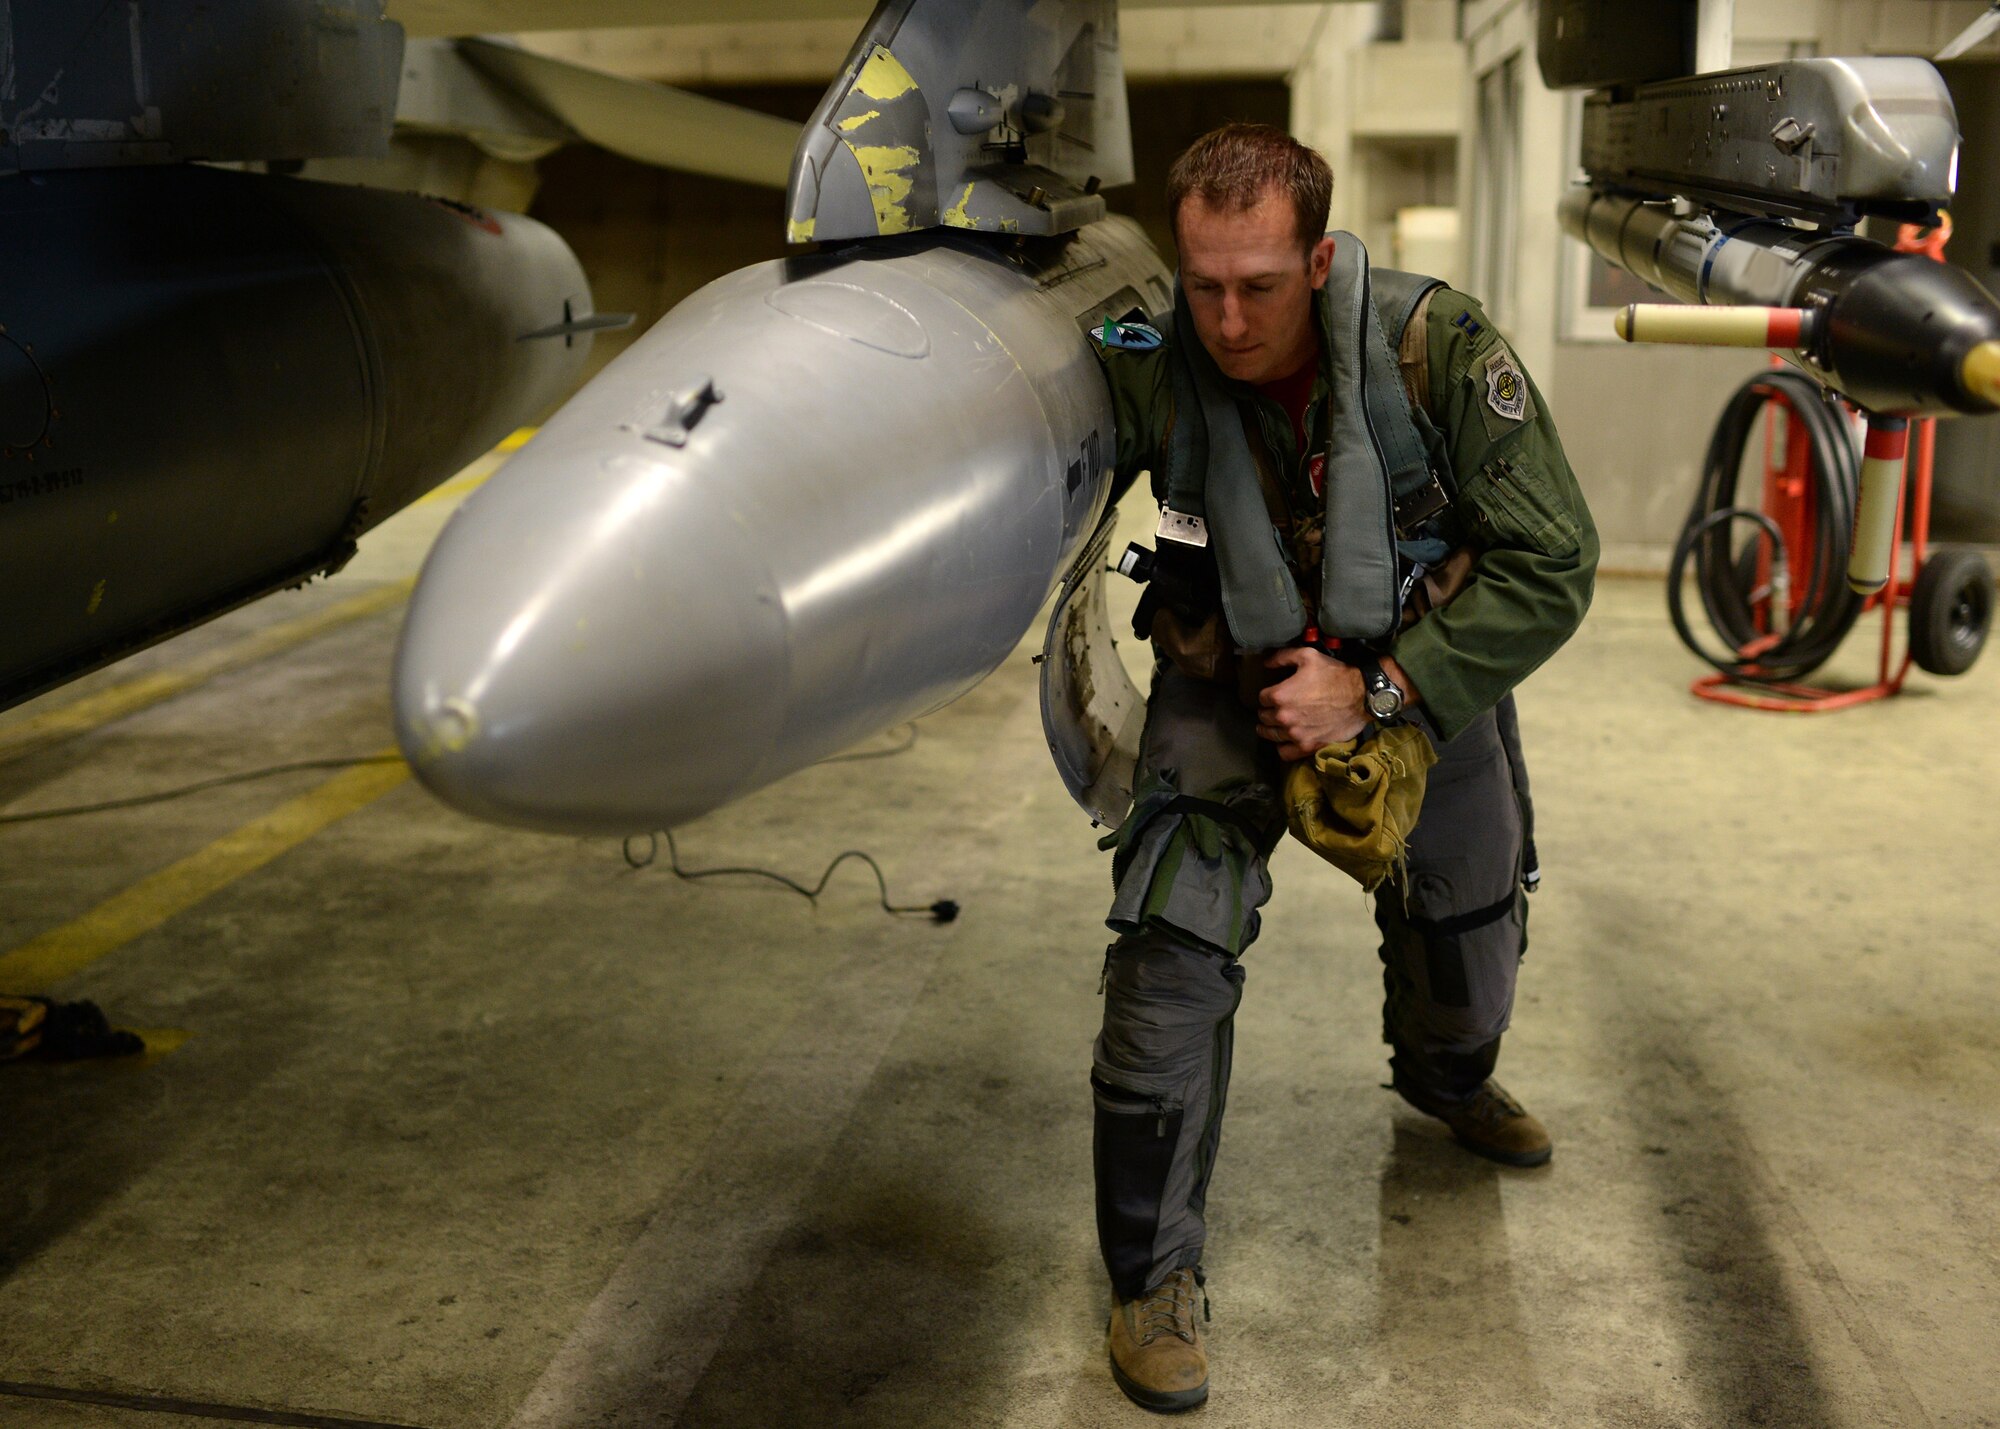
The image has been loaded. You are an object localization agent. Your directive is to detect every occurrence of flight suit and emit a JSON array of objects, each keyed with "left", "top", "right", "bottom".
[{"left": 1088, "top": 281, "right": 1597, "bottom": 1301}]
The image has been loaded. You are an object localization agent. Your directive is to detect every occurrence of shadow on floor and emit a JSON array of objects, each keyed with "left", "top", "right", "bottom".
[
  {"left": 1584, "top": 894, "right": 1845, "bottom": 1429},
  {"left": 1370, "top": 1117, "right": 1547, "bottom": 1418},
  {"left": 0, "top": 1024, "right": 289, "bottom": 1291},
  {"left": 669, "top": 1169, "right": 1015, "bottom": 1428}
]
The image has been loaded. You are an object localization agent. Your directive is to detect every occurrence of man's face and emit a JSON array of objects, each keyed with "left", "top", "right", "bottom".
[{"left": 1176, "top": 188, "right": 1335, "bottom": 385}]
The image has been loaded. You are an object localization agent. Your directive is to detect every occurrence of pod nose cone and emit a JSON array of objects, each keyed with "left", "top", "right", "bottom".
[{"left": 392, "top": 440, "right": 787, "bottom": 834}]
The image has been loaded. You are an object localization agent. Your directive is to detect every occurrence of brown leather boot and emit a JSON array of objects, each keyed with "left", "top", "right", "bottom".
[
  {"left": 1430, "top": 1079, "right": 1552, "bottom": 1167},
  {"left": 1107, "top": 1267, "right": 1208, "bottom": 1413}
]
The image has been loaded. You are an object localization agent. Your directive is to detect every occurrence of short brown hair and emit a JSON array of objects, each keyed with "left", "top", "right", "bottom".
[{"left": 1165, "top": 123, "right": 1333, "bottom": 255}]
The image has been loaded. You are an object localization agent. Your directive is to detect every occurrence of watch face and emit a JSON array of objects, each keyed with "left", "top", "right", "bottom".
[{"left": 1368, "top": 686, "right": 1402, "bottom": 718}]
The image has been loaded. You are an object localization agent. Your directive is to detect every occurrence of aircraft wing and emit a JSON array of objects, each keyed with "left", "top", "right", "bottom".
[
  {"left": 453, "top": 37, "right": 799, "bottom": 187},
  {"left": 391, "top": 0, "right": 1321, "bottom": 188}
]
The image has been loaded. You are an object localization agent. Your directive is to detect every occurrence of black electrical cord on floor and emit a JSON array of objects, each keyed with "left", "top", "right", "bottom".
[
  {"left": 0, "top": 728, "right": 922, "bottom": 828},
  {"left": 0, "top": 755, "right": 402, "bottom": 825},
  {"left": 1667, "top": 368, "right": 1866, "bottom": 682},
  {"left": 620, "top": 722, "right": 956, "bottom": 922},
  {"left": 623, "top": 829, "right": 958, "bottom": 923}
]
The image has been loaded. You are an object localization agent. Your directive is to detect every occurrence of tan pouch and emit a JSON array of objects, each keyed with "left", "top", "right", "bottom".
[{"left": 1282, "top": 724, "right": 1439, "bottom": 891}]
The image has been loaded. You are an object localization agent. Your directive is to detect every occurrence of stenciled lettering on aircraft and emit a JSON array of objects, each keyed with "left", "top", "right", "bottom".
[{"left": 0, "top": 466, "right": 85, "bottom": 504}]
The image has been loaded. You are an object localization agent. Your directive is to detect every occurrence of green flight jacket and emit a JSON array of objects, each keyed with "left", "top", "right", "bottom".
[{"left": 1092, "top": 283, "right": 1599, "bottom": 742}]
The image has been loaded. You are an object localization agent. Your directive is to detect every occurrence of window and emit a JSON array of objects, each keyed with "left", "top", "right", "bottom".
[{"left": 1468, "top": 52, "right": 1521, "bottom": 327}]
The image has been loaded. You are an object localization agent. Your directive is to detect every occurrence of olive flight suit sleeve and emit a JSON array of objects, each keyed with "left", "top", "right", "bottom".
[
  {"left": 1390, "top": 291, "right": 1599, "bottom": 742},
  {"left": 1089, "top": 334, "right": 1173, "bottom": 505}
]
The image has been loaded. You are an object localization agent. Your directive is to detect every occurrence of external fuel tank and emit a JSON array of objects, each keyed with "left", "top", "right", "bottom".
[
  {"left": 392, "top": 216, "right": 1170, "bottom": 834},
  {"left": 0, "top": 163, "right": 600, "bottom": 707}
]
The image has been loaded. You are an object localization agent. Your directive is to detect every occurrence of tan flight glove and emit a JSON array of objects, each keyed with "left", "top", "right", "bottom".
[{"left": 1282, "top": 724, "right": 1438, "bottom": 892}]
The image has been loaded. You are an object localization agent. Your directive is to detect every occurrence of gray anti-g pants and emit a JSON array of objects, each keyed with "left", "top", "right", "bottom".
[{"left": 1092, "top": 664, "right": 1532, "bottom": 1301}]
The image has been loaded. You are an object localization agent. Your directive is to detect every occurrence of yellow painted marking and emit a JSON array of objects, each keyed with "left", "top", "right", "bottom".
[
  {"left": 838, "top": 109, "right": 880, "bottom": 133},
  {"left": 943, "top": 181, "right": 976, "bottom": 228},
  {"left": 0, "top": 580, "right": 414, "bottom": 765},
  {"left": 787, "top": 216, "right": 817, "bottom": 245},
  {"left": 497, "top": 425, "right": 537, "bottom": 454},
  {"left": 854, "top": 45, "right": 917, "bottom": 102},
  {"left": 851, "top": 143, "right": 919, "bottom": 234},
  {"left": 86, "top": 580, "right": 106, "bottom": 615},
  {"left": 0, "top": 755, "right": 409, "bottom": 993},
  {"left": 853, "top": 145, "right": 918, "bottom": 197}
]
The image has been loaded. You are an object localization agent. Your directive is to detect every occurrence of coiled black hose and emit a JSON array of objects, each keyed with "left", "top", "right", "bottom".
[{"left": 1667, "top": 369, "right": 1866, "bottom": 681}]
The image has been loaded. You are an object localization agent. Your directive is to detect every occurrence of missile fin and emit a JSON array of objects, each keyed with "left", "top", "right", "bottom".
[{"left": 784, "top": 0, "right": 1129, "bottom": 245}]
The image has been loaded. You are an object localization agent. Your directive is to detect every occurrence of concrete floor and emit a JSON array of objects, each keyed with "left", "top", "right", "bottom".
[{"left": 2, "top": 465, "right": 1998, "bottom": 1429}]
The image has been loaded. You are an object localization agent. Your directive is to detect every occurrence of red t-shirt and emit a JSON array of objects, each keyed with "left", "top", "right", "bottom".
[{"left": 1256, "top": 356, "right": 1321, "bottom": 494}]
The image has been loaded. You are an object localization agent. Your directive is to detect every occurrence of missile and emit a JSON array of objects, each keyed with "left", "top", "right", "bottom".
[
  {"left": 1560, "top": 52, "right": 2000, "bottom": 415},
  {"left": 391, "top": 217, "right": 1170, "bottom": 834},
  {"left": 1562, "top": 188, "right": 2000, "bottom": 418},
  {"left": 1555, "top": 53, "right": 2000, "bottom": 596},
  {"left": 1563, "top": 186, "right": 2000, "bottom": 594}
]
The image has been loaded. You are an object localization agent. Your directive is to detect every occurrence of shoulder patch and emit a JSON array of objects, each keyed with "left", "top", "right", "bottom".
[
  {"left": 1092, "top": 317, "right": 1163, "bottom": 352},
  {"left": 1483, "top": 347, "right": 1530, "bottom": 425}
]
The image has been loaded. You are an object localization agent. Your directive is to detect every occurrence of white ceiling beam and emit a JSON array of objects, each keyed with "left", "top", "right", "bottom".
[{"left": 389, "top": 0, "right": 1356, "bottom": 40}]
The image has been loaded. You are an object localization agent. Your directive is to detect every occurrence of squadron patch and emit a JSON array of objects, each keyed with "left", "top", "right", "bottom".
[
  {"left": 1485, "top": 349, "right": 1527, "bottom": 420},
  {"left": 1092, "top": 317, "right": 1164, "bottom": 352},
  {"left": 1480, "top": 347, "right": 1533, "bottom": 437}
]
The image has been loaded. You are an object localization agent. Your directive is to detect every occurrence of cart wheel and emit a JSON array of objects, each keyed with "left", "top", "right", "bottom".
[{"left": 1909, "top": 547, "right": 1995, "bottom": 676}]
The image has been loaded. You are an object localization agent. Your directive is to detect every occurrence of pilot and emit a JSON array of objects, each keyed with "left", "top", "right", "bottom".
[{"left": 1085, "top": 123, "right": 1597, "bottom": 1413}]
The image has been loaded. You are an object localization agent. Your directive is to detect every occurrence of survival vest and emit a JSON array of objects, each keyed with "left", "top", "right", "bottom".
[{"left": 1155, "top": 231, "right": 1457, "bottom": 649}]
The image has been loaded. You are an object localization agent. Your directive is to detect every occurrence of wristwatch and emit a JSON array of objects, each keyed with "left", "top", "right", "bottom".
[{"left": 1357, "top": 654, "right": 1405, "bottom": 723}]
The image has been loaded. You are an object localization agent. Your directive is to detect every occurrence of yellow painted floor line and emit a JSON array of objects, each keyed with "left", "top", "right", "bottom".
[
  {"left": 415, "top": 426, "right": 530, "bottom": 505},
  {"left": 415, "top": 471, "right": 489, "bottom": 506},
  {"left": 0, "top": 756, "right": 410, "bottom": 994},
  {"left": 0, "top": 580, "right": 414, "bottom": 766}
]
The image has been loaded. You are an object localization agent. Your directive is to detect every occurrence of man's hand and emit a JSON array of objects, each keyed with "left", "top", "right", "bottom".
[
  {"left": 1255, "top": 647, "right": 1367, "bottom": 760},
  {"left": 1255, "top": 647, "right": 1421, "bottom": 761}
]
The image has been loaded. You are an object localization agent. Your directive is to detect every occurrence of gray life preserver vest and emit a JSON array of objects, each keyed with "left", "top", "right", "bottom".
[{"left": 1160, "top": 231, "right": 1455, "bottom": 648}]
